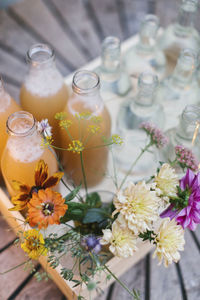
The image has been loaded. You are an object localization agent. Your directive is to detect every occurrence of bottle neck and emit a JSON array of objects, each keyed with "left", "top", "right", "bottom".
[
  {"left": 170, "top": 49, "right": 196, "bottom": 87},
  {"left": 134, "top": 73, "right": 158, "bottom": 107},
  {"left": 137, "top": 15, "right": 159, "bottom": 52},
  {"left": 175, "top": 0, "right": 198, "bottom": 35},
  {"left": 101, "top": 36, "right": 121, "bottom": 73}
]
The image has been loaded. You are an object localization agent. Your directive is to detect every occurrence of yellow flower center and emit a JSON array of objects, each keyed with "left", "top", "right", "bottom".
[{"left": 42, "top": 202, "right": 54, "bottom": 216}]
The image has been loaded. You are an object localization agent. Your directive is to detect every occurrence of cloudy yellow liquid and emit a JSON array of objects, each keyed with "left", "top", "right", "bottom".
[
  {"left": 60, "top": 99, "right": 111, "bottom": 187},
  {"left": 0, "top": 94, "right": 20, "bottom": 178}
]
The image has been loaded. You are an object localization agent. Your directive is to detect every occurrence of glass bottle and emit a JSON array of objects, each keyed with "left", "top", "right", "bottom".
[
  {"left": 158, "top": 0, "right": 200, "bottom": 70},
  {"left": 155, "top": 48, "right": 199, "bottom": 130},
  {"left": 1, "top": 111, "right": 58, "bottom": 196},
  {"left": 96, "top": 36, "right": 132, "bottom": 101},
  {"left": 60, "top": 70, "right": 111, "bottom": 187},
  {"left": 20, "top": 43, "right": 69, "bottom": 145},
  {"left": 124, "top": 14, "right": 166, "bottom": 80},
  {"left": 114, "top": 72, "right": 164, "bottom": 181},
  {"left": 0, "top": 77, "right": 20, "bottom": 177},
  {"left": 161, "top": 105, "right": 200, "bottom": 164}
]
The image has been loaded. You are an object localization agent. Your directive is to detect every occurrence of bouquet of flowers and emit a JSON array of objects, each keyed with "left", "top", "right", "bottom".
[{"left": 3, "top": 115, "right": 200, "bottom": 300}]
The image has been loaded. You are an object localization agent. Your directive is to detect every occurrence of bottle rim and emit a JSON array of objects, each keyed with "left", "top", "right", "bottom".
[
  {"left": 27, "top": 43, "right": 55, "bottom": 65},
  {"left": 101, "top": 36, "right": 121, "bottom": 52},
  {"left": 138, "top": 71, "right": 159, "bottom": 88},
  {"left": 182, "top": 105, "right": 200, "bottom": 124},
  {"left": 6, "top": 111, "right": 36, "bottom": 137},
  {"left": 72, "top": 70, "right": 100, "bottom": 95}
]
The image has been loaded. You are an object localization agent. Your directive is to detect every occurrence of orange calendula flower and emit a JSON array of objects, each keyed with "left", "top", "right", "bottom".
[
  {"left": 28, "top": 188, "right": 68, "bottom": 229},
  {"left": 10, "top": 160, "right": 64, "bottom": 211}
]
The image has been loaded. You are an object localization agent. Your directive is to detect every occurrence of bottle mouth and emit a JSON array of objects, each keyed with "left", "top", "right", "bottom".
[
  {"left": 7, "top": 111, "right": 36, "bottom": 137},
  {"left": 72, "top": 70, "right": 100, "bottom": 95},
  {"left": 140, "top": 14, "right": 159, "bottom": 38},
  {"left": 138, "top": 72, "right": 158, "bottom": 89},
  {"left": 181, "top": 0, "right": 198, "bottom": 12},
  {"left": 102, "top": 36, "right": 120, "bottom": 53},
  {"left": 182, "top": 105, "right": 200, "bottom": 125},
  {"left": 27, "top": 43, "right": 55, "bottom": 65}
]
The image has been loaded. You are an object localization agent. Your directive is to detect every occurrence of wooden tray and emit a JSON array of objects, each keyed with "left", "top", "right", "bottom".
[{"left": 0, "top": 34, "right": 154, "bottom": 299}]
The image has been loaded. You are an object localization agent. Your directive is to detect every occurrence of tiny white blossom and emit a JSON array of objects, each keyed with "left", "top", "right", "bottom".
[{"left": 37, "top": 119, "right": 52, "bottom": 138}]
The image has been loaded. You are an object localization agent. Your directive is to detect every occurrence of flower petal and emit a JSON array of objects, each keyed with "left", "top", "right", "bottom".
[
  {"left": 43, "top": 172, "right": 64, "bottom": 188},
  {"left": 34, "top": 160, "right": 49, "bottom": 186},
  {"left": 11, "top": 180, "right": 31, "bottom": 193}
]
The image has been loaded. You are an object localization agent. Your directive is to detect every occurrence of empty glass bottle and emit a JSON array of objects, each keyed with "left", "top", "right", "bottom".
[
  {"left": 124, "top": 15, "right": 166, "bottom": 80},
  {"left": 96, "top": 36, "right": 132, "bottom": 101},
  {"left": 161, "top": 105, "right": 200, "bottom": 165},
  {"left": 114, "top": 72, "right": 164, "bottom": 181},
  {"left": 158, "top": 0, "right": 200, "bottom": 70},
  {"left": 0, "top": 77, "right": 20, "bottom": 177},
  {"left": 20, "top": 43, "right": 69, "bottom": 146},
  {"left": 155, "top": 48, "right": 199, "bottom": 130}
]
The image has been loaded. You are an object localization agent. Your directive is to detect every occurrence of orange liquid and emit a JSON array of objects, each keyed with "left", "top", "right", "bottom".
[
  {"left": 20, "top": 83, "right": 68, "bottom": 145},
  {"left": 60, "top": 99, "right": 111, "bottom": 187},
  {"left": 1, "top": 132, "right": 58, "bottom": 196},
  {"left": 0, "top": 94, "right": 20, "bottom": 177}
]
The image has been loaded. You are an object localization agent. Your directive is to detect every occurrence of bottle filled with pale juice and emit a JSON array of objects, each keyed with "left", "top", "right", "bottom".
[
  {"left": 59, "top": 70, "right": 111, "bottom": 187},
  {"left": 20, "top": 43, "right": 69, "bottom": 146},
  {"left": 1, "top": 111, "right": 58, "bottom": 196},
  {"left": 0, "top": 77, "right": 20, "bottom": 177}
]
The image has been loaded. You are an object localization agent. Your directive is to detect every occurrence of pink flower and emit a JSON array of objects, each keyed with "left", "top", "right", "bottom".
[
  {"left": 140, "top": 122, "right": 168, "bottom": 149},
  {"left": 161, "top": 169, "right": 200, "bottom": 231},
  {"left": 175, "top": 145, "right": 199, "bottom": 172}
]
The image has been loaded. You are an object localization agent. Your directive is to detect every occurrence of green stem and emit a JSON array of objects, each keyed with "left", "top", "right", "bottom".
[
  {"left": 110, "top": 146, "right": 118, "bottom": 189},
  {"left": 104, "top": 265, "right": 140, "bottom": 299},
  {"left": 119, "top": 142, "right": 152, "bottom": 189},
  {"left": 80, "top": 151, "right": 88, "bottom": 196},
  {"left": 0, "top": 259, "right": 30, "bottom": 275}
]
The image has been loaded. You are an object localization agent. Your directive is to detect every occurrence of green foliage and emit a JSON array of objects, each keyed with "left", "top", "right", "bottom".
[
  {"left": 170, "top": 185, "right": 190, "bottom": 209},
  {"left": 85, "top": 192, "right": 101, "bottom": 208},
  {"left": 64, "top": 185, "right": 81, "bottom": 202},
  {"left": 83, "top": 208, "right": 110, "bottom": 224},
  {"left": 139, "top": 230, "right": 157, "bottom": 243}
]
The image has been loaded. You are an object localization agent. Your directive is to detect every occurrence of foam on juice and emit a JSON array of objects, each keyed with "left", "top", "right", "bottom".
[{"left": 24, "top": 67, "right": 63, "bottom": 97}]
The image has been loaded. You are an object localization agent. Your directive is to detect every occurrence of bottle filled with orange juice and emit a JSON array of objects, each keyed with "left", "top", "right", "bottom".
[
  {"left": 59, "top": 70, "right": 111, "bottom": 187},
  {"left": 0, "top": 77, "right": 20, "bottom": 177},
  {"left": 20, "top": 43, "right": 69, "bottom": 146},
  {"left": 1, "top": 111, "right": 58, "bottom": 196}
]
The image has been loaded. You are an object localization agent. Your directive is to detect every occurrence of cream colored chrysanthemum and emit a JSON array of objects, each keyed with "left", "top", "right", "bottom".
[
  {"left": 153, "top": 218, "right": 185, "bottom": 267},
  {"left": 101, "top": 214, "right": 137, "bottom": 258},
  {"left": 155, "top": 163, "right": 178, "bottom": 197},
  {"left": 114, "top": 181, "right": 159, "bottom": 234}
]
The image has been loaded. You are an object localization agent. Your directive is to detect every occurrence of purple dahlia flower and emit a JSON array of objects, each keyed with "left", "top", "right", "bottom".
[{"left": 161, "top": 169, "right": 200, "bottom": 231}]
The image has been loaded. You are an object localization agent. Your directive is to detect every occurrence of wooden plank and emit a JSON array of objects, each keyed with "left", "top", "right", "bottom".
[
  {"left": 45, "top": 0, "right": 101, "bottom": 59},
  {"left": 179, "top": 230, "right": 200, "bottom": 299},
  {"left": 14, "top": 276, "right": 64, "bottom": 300},
  {"left": 150, "top": 252, "right": 182, "bottom": 300},
  {"left": 89, "top": 0, "right": 124, "bottom": 41},
  {"left": 110, "top": 259, "right": 146, "bottom": 300},
  {"left": 0, "top": 213, "right": 16, "bottom": 249},
  {"left": 10, "top": 0, "right": 87, "bottom": 70},
  {"left": 123, "top": 0, "right": 149, "bottom": 36},
  {"left": 0, "top": 244, "right": 36, "bottom": 299}
]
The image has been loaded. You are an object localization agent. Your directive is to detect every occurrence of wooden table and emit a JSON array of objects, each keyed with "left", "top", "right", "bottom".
[{"left": 0, "top": 0, "right": 200, "bottom": 299}]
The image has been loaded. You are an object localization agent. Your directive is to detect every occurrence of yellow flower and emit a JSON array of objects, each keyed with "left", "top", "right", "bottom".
[
  {"left": 153, "top": 218, "right": 185, "bottom": 267},
  {"left": 87, "top": 124, "right": 101, "bottom": 134},
  {"left": 114, "top": 181, "right": 159, "bottom": 234},
  {"left": 155, "top": 163, "right": 179, "bottom": 197},
  {"left": 21, "top": 229, "right": 47, "bottom": 260},
  {"left": 91, "top": 115, "right": 102, "bottom": 124},
  {"left": 111, "top": 134, "right": 123, "bottom": 145},
  {"left": 101, "top": 214, "right": 137, "bottom": 258},
  {"left": 55, "top": 112, "right": 67, "bottom": 120},
  {"left": 76, "top": 111, "right": 92, "bottom": 120},
  {"left": 68, "top": 140, "right": 84, "bottom": 154},
  {"left": 59, "top": 119, "right": 72, "bottom": 129},
  {"left": 41, "top": 136, "right": 53, "bottom": 147}
]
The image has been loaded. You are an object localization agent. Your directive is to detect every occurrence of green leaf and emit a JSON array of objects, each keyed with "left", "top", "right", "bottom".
[
  {"left": 60, "top": 202, "right": 87, "bottom": 223},
  {"left": 85, "top": 192, "right": 102, "bottom": 208},
  {"left": 83, "top": 208, "right": 109, "bottom": 224},
  {"left": 64, "top": 185, "right": 81, "bottom": 203}
]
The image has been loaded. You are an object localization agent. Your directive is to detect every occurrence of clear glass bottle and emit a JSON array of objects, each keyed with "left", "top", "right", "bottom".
[
  {"left": 20, "top": 43, "right": 69, "bottom": 145},
  {"left": 124, "top": 14, "right": 166, "bottom": 80},
  {"left": 1, "top": 111, "right": 58, "bottom": 196},
  {"left": 158, "top": 0, "right": 200, "bottom": 70},
  {"left": 0, "top": 77, "right": 20, "bottom": 177},
  {"left": 161, "top": 105, "right": 200, "bottom": 165},
  {"left": 60, "top": 70, "right": 111, "bottom": 187},
  {"left": 96, "top": 36, "right": 132, "bottom": 101},
  {"left": 155, "top": 48, "right": 199, "bottom": 130},
  {"left": 114, "top": 72, "right": 164, "bottom": 181}
]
